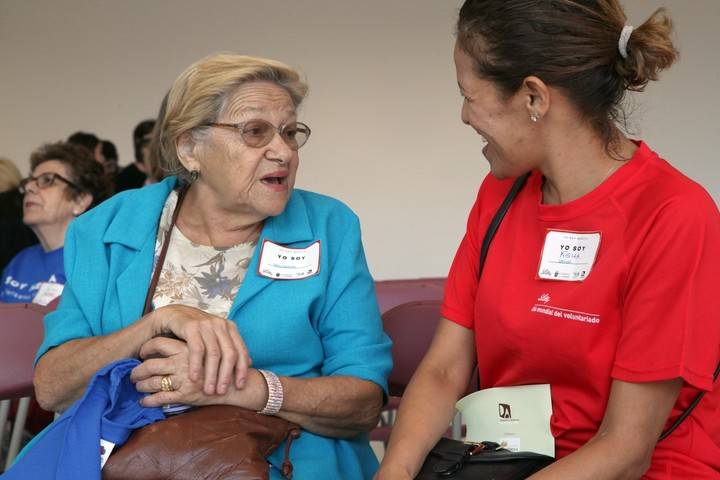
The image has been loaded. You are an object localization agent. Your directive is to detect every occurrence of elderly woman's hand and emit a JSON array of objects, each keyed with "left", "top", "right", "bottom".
[
  {"left": 148, "top": 304, "right": 251, "bottom": 395},
  {"left": 131, "top": 336, "right": 267, "bottom": 410},
  {"left": 131, "top": 337, "right": 209, "bottom": 406}
]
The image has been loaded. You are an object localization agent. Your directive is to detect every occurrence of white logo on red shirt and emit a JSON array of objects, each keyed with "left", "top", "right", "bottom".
[
  {"left": 530, "top": 297, "right": 600, "bottom": 325},
  {"left": 537, "top": 293, "right": 551, "bottom": 303}
]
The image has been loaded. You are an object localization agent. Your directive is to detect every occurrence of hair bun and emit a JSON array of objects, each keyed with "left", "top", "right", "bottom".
[{"left": 615, "top": 8, "right": 678, "bottom": 92}]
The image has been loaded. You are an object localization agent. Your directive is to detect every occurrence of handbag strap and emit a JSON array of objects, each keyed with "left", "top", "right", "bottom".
[
  {"left": 474, "top": 171, "right": 720, "bottom": 442},
  {"left": 478, "top": 173, "right": 531, "bottom": 277},
  {"left": 142, "top": 186, "right": 189, "bottom": 316},
  {"left": 475, "top": 173, "right": 530, "bottom": 390},
  {"left": 659, "top": 361, "right": 720, "bottom": 441}
]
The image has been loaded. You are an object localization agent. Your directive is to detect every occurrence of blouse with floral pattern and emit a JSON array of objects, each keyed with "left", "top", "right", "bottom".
[{"left": 151, "top": 190, "right": 256, "bottom": 318}]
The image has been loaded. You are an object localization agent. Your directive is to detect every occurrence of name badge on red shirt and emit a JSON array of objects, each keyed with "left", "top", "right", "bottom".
[{"left": 538, "top": 230, "right": 601, "bottom": 281}]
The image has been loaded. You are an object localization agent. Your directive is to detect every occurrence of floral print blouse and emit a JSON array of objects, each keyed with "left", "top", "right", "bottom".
[{"left": 151, "top": 190, "right": 256, "bottom": 318}]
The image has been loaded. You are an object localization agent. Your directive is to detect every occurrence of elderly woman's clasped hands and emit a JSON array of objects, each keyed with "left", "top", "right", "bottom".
[{"left": 130, "top": 304, "right": 262, "bottom": 409}]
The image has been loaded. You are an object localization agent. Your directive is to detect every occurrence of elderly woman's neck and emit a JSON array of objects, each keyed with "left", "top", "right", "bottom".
[{"left": 176, "top": 186, "right": 265, "bottom": 248}]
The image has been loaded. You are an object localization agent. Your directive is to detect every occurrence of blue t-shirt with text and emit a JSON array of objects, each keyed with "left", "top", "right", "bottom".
[{"left": 0, "top": 244, "right": 64, "bottom": 303}]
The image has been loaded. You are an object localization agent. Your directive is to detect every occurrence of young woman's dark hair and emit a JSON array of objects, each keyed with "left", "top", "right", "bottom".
[{"left": 457, "top": 0, "right": 678, "bottom": 151}]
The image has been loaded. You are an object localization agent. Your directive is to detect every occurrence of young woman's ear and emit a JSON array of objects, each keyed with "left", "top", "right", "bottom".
[{"left": 522, "top": 75, "right": 551, "bottom": 121}]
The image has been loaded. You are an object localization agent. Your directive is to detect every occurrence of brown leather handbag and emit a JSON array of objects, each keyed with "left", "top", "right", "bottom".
[
  {"left": 103, "top": 405, "right": 300, "bottom": 480},
  {"left": 104, "top": 187, "right": 301, "bottom": 479}
]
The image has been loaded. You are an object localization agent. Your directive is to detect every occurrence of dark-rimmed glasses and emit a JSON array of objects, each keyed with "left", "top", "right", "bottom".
[
  {"left": 19, "top": 172, "right": 81, "bottom": 194},
  {"left": 202, "top": 119, "right": 311, "bottom": 150}
]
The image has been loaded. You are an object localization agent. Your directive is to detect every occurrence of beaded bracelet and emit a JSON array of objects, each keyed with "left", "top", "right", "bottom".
[{"left": 257, "top": 369, "right": 284, "bottom": 415}]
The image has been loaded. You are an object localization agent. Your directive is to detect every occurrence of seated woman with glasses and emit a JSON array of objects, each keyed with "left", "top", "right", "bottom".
[
  {"left": 32, "top": 53, "right": 392, "bottom": 479},
  {"left": 0, "top": 142, "right": 108, "bottom": 304}
]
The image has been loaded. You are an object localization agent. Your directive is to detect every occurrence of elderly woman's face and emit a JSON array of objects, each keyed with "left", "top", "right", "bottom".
[
  {"left": 191, "top": 81, "right": 300, "bottom": 219},
  {"left": 22, "top": 160, "right": 84, "bottom": 231}
]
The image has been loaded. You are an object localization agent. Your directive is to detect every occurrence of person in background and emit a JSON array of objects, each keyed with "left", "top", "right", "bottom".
[
  {"left": 67, "top": 131, "right": 103, "bottom": 164},
  {"left": 0, "top": 156, "right": 22, "bottom": 192},
  {"left": 376, "top": 1, "right": 720, "bottom": 478},
  {"left": 144, "top": 96, "right": 170, "bottom": 184},
  {"left": 100, "top": 139, "right": 119, "bottom": 193},
  {"left": 116, "top": 119, "right": 154, "bottom": 191},
  {"left": 0, "top": 142, "right": 108, "bottom": 304},
  {"left": 0, "top": 157, "right": 37, "bottom": 271},
  {"left": 145, "top": 92, "right": 169, "bottom": 185}
]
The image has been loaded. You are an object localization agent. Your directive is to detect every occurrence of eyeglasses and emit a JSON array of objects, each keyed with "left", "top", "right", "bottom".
[
  {"left": 202, "top": 119, "right": 311, "bottom": 151},
  {"left": 19, "top": 172, "right": 81, "bottom": 194}
]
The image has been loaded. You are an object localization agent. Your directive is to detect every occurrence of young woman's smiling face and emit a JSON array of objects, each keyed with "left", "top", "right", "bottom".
[{"left": 454, "top": 42, "right": 540, "bottom": 179}]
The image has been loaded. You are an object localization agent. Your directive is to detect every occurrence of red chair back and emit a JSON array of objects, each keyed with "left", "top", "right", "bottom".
[
  {"left": 372, "top": 299, "right": 478, "bottom": 443},
  {"left": 375, "top": 278, "right": 446, "bottom": 314},
  {"left": 0, "top": 303, "right": 49, "bottom": 400},
  {"left": 382, "top": 300, "right": 443, "bottom": 397}
]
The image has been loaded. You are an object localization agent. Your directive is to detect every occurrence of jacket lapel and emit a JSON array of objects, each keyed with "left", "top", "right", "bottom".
[
  {"left": 228, "top": 190, "right": 314, "bottom": 318},
  {"left": 105, "top": 178, "right": 177, "bottom": 327},
  {"left": 114, "top": 233, "right": 157, "bottom": 327}
]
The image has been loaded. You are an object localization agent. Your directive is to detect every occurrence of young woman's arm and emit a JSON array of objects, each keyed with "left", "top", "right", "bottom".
[
  {"left": 375, "top": 319, "right": 477, "bottom": 479},
  {"left": 529, "top": 378, "right": 683, "bottom": 480}
]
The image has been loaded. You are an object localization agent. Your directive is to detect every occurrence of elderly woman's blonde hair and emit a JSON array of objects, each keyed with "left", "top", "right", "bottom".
[
  {"left": 158, "top": 53, "right": 308, "bottom": 183},
  {"left": 0, "top": 157, "right": 22, "bottom": 193}
]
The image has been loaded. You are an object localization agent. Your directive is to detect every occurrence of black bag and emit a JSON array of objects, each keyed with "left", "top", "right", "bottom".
[{"left": 416, "top": 439, "right": 553, "bottom": 480}]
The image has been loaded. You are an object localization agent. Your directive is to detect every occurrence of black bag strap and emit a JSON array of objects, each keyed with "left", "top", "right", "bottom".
[
  {"left": 475, "top": 173, "right": 529, "bottom": 390},
  {"left": 478, "top": 172, "right": 530, "bottom": 277},
  {"left": 659, "top": 361, "right": 720, "bottom": 440},
  {"left": 475, "top": 171, "right": 720, "bottom": 442}
]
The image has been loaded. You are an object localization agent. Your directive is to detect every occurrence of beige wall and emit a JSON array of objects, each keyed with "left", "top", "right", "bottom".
[{"left": 1, "top": 0, "right": 718, "bottom": 279}]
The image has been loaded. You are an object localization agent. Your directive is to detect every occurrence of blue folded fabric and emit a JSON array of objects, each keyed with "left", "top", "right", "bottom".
[{"left": 2, "top": 359, "right": 165, "bottom": 479}]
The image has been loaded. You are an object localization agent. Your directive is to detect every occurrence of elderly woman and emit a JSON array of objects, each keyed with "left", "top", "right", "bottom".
[
  {"left": 0, "top": 143, "right": 107, "bottom": 304},
  {"left": 33, "top": 54, "right": 392, "bottom": 479},
  {"left": 377, "top": 1, "right": 720, "bottom": 479}
]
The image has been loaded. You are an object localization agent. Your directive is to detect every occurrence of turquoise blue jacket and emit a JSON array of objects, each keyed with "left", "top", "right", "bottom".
[{"left": 36, "top": 177, "right": 392, "bottom": 479}]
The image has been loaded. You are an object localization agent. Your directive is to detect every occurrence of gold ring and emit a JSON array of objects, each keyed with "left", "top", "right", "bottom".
[{"left": 160, "top": 375, "right": 174, "bottom": 392}]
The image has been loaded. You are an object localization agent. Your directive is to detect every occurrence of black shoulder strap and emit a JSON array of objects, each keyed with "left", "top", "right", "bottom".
[
  {"left": 659, "top": 361, "right": 720, "bottom": 441},
  {"left": 478, "top": 172, "right": 530, "bottom": 277},
  {"left": 474, "top": 170, "right": 719, "bottom": 442}
]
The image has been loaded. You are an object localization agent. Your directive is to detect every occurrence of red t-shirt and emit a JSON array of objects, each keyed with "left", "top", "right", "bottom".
[{"left": 442, "top": 142, "right": 720, "bottom": 478}]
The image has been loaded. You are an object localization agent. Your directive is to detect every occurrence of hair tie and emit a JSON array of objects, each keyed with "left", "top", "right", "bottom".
[{"left": 618, "top": 25, "right": 634, "bottom": 59}]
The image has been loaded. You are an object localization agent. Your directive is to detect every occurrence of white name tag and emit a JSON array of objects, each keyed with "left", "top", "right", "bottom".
[
  {"left": 32, "top": 282, "right": 64, "bottom": 306},
  {"left": 258, "top": 240, "right": 320, "bottom": 280},
  {"left": 538, "top": 230, "right": 601, "bottom": 282},
  {"left": 99, "top": 438, "right": 115, "bottom": 469}
]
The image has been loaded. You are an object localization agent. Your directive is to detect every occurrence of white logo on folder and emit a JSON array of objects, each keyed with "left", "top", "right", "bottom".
[{"left": 456, "top": 384, "right": 554, "bottom": 457}]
